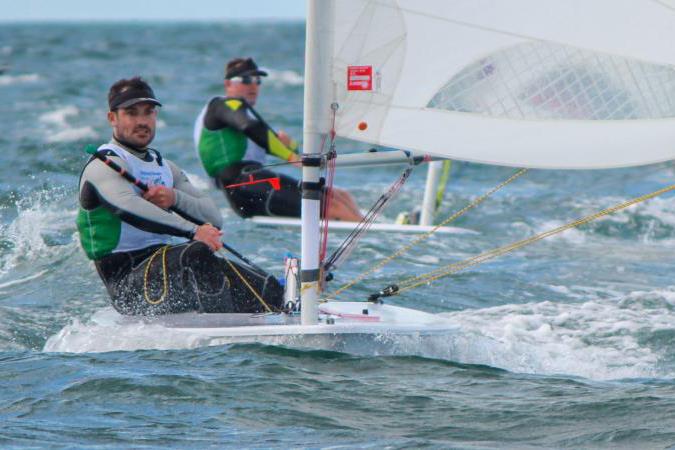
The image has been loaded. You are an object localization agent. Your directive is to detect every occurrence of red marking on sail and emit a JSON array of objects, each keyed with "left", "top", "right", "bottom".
[{"left": 347, "top": 66, "right": 373, "bottom": 91}]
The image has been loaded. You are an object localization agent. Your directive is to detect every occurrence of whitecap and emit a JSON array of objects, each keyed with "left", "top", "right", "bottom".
[
  {"left": 0, "top": 73, "right": 40, "bottom": 87},
  {"left": 39, "top": 105, "right": 79, "bottom": 127},
  {"left": 0, "top": 188, "right": 78, "bottom": 277},
  {"left": 416, "top": 254, "right": 440, "bottom": 264},
  {"left": 265, "top": 69, "right": 304, "bottom": 87},
  {"left": 534, "top": 219, "right": 586, "bottom": 244},
  {"left": 0, "top": 270, "right": 48, "bottom": 289},
  {"left": 44, "top": 308, "right": 216, "bottom": 353},
  {"left": 46, "top": 126, "right": 98, "bottom": 143},
  {"left": 184, "top": 171, "right": 211, "bottom": 191},
  {"left": 437, "top": 291, "right": 675, "bottom": 380}
]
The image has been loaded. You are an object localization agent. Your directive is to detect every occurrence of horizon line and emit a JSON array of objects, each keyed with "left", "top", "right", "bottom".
[{"left": 0, "top": 17, "right": 306, "bottom": 24}]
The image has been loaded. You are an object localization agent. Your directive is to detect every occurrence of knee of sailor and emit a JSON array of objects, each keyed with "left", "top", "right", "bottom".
[
  {"left": 176, "top": 241, "right": 216, "bottom": 270},
  {"left": 184, "top": 241, "right": 214, "bottom": 260}
]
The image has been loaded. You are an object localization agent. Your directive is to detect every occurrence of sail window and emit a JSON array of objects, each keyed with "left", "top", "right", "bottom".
[{"left": 429, "top": 42, "right": 675, "bottom": 120}]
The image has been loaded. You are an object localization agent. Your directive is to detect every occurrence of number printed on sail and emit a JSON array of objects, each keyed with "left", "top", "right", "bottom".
[{"left": 347, "top": 66, "right": 373, "bottom": 91}]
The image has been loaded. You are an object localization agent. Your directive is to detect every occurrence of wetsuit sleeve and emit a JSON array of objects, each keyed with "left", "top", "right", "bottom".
[
  {"left": 81, "top": 157, "right": 197, "bottom": 238},
  {"left": 204, "top": 97, "right": 296, "bottom": 161},
  {"left": 168, "top": 160, "right": 223, "bottom": 229}
]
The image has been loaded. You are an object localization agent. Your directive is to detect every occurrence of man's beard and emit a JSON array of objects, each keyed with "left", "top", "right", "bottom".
[
  {"left": 129, "top": 126, "right": 154, "bottom": 145},
  {"left": 115, "top": 127, "right": 154, "bottom": 150}
]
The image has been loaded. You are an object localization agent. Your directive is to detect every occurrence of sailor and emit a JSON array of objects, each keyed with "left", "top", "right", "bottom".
[
  {"left": 194, "top": 57, "right": 363, "bottom": 221},
  {"left": 77, "top": 76, "right": 283, "bottom": 315}
]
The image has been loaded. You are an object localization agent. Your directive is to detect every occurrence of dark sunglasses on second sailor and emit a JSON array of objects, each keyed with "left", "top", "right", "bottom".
[{"left": 230, "top": 75, "right": 262, "bottom": 85}]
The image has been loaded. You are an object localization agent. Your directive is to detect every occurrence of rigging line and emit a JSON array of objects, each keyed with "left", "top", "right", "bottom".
[
  {"left": 326, "top": 166, "right": 411, "bottom": 267},
  {"left": 319, "top": 146, "right": 337, "bottom": 264},
  {"left": 323, "top": 164, "right": 414, "bottom": 274},
  {"left": 326, "top": 167, "right": 528, "bottom": 300},
  {"left": 319, "top": 105, "right": 339, "bottom": 268},
  {"left": 396, "top": 181, "right": 675, "bottom": 295}
]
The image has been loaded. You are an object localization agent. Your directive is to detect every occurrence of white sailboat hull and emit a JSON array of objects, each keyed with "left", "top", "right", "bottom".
[
  {"left": 250, "top": 216, "right": 477, "bottom": 235},
  {"left": 44, "top": 302, "right": 461, "bottom": 353},
  {"left": 119, "top": 302, "right": 459, "bottom": 349}
]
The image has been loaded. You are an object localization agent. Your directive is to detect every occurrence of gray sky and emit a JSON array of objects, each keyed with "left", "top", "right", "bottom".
[{"left": 0, "top": 0, "right": 306, "bottom": 22}]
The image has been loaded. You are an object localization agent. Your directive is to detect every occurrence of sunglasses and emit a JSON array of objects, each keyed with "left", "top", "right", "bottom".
[{"left": 230, "top": 75, "right": 262, "bottom": 85}]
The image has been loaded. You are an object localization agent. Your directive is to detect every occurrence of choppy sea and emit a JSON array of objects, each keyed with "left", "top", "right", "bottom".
[{"left": 1, "top": 22, "right": 675, "bottom": 449}]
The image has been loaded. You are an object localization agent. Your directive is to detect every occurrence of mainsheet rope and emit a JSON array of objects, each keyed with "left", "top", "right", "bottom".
[
  {"left": 143, "top": 245, "right": 170, "bottom": 305},
  {"left": 142, "top": 244, "right": 277, "bottom": 312}
]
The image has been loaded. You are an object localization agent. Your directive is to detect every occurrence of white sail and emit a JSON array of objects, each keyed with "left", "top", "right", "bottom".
[{"left": 321, "top": 0, "right": 675, "bottom": 169}]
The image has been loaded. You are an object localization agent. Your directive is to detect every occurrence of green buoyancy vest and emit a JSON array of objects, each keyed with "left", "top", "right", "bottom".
[
  {"left": 198, "top": 126, "right": 248, "bottom": 177},
  {"left": 76, "top": 204, "right": 122, "bottom": 260}
]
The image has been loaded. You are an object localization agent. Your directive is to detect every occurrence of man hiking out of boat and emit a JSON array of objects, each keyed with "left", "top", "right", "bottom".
[
  {"left": 76, "top": 76, "right": 283, "bottom": 315},
  {"left": 194, "top": 57, "right": 363, "bottom": 221}
]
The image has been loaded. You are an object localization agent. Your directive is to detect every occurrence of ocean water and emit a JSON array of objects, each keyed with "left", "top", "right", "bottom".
[{"left": 1, "top": 22, "right": 675, "bottom": 449}]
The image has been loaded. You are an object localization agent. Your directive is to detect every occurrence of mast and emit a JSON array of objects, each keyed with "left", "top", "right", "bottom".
[
  {"left": 301, "top": 0, "right": 333, "bottom": 325},
  {"left": 420, "top": 161, "right": 443, "bottom": 226}
]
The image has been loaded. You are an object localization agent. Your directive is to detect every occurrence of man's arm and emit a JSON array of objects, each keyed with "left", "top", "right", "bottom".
[
  {"left": 204, "top": 97, "right": 296, "bottom": 161},
  {"left": 167, "top": 160, "right": 223, "bottom": 229},
  {"left": 80, "top": 157, "right": 197, "bottom": 238}
]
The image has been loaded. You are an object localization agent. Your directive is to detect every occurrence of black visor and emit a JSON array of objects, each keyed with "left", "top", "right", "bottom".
[
  {"left": 225, "top": 57, "right": 268, "bottom": 80},
  {"left": 109, "top": 86, "right": 162, "bottom": 111}
]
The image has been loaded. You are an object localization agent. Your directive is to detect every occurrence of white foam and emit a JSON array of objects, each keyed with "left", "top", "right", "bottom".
[
  {"left": 438, "top": 291, "right": 675, "bottom": 380},
  {"left": 0, "top": 270, "right": 48, "bottom": 289},
  {"left": 46, "top": 126, "right": 97, "bottom": 143},
  {"left": 570, "top": 195, "right": 675, "bottom": 242},
  {"left": 42, "top": 282, "right": 675, "bottom": 381},
  {"left": 44, "top": 308, "right": 220, "bottom": 353},
  {"left": 0, "top": 73, "right": 40, "bottom": 86},
  {"left": 534, "top": 220, "right": 587, "bottom": 244},
  {"left": 39, "top": 105, "right": 79, "bottom": 127},
  {"left": 184, "top": 171, "right": 211, "bottom": 191},
  {"left": 0, "top": 188, "right": 78, "bottom": 277},
  {"left": 265, "top": 69, "right": 304, "bottom": 87},
  {"left": 635, "top": 196, "right": 675, "bottom": 225},
  {"left": 416, "top": 254, "right": 440, "bottom": 264},
  {"left": 39, "top": 106, "right": 98, "bottom": 143}
]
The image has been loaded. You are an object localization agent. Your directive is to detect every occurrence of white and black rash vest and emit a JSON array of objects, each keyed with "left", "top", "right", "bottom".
[{"left": 76, "top": 140, "right": 223, "bottom": 260}]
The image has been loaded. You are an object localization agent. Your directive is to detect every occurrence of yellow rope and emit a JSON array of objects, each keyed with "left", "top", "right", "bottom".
[
  {"left": 396, "top": 182, "right": 675, "bottom": 295},
  {"left": 326, "top": 168, "right": 528, "bottom": 299},
  {"left": 143, "top": 245, "right": 169, "bottom": 305},
  {"left": 223, "top": 258, "right": 274, "bottom": 313}
]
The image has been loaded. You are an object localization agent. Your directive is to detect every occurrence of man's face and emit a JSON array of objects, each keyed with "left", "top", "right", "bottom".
[
  {"left": 107, "top": 102, "right": 157, "bottom": 148},
  {"left": 225, "top": 76, "right": 261, "bottom": 105}
]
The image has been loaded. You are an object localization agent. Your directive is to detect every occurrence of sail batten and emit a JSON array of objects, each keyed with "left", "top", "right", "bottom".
[{"left": 326, "top": 0, "right": 675, "bottom": 168}]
